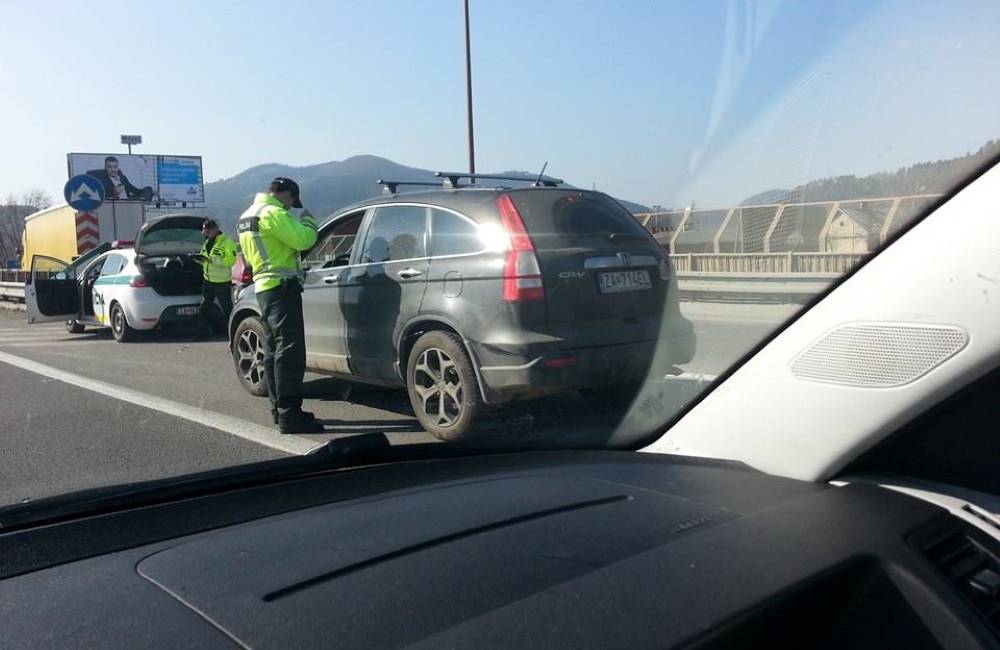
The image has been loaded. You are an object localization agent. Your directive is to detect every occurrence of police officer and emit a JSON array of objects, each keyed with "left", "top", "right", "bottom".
[
  {"left": 193, "top": 218, "right": 237, "bottom": 340},
  {"left": 237, "top": 177, "right": 322, "bottom": 434}
]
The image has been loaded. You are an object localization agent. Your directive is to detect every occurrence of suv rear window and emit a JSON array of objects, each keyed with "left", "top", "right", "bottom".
[{"left": 508, "top": 190, "right": 654, "bottom": 250}]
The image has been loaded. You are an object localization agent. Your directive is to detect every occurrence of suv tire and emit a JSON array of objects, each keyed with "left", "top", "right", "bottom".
[
  {"left": 406, "top": 331, "right": 481, "bottom": 441},
  {"left": 233, "top": 316, "right": 268, "bottom": 397}
]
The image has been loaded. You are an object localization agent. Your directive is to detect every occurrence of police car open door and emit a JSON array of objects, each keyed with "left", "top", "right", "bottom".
[
  {"left": 25, "top": 255, "right": 81, "bottom": 324},
  {"left": 24, "top": 244, "right": 111, "bottom": 324}
]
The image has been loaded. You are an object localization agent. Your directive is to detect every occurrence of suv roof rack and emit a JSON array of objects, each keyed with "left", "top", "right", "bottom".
[
  {"left": 434, "top": 171, "right": 565, "bottom": 189},
  {"left": 377, "top": 179, "right": 443, "bottom": 195}
]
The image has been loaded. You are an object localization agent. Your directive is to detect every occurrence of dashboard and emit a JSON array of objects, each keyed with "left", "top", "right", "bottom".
[{"left": 1, "top": 451, "right": 998, "bottom": 649}]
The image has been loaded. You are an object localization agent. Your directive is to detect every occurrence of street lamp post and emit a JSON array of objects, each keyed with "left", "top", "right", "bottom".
[{"left": 464, "top": 0, "right": 476, "bottom": 179}]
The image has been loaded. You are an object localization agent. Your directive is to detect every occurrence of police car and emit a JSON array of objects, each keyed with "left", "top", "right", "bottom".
[{"left": 24, "top": 215, "right": 218, "bottom": 342}]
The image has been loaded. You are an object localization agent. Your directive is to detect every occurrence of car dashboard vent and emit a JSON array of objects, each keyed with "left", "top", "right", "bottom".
[{"left": 913, "top": 518, "right": 1000, "bottom": 635}]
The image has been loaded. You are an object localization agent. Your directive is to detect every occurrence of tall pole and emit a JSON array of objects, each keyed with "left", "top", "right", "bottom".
[{"left": 464, "top": 0, "right": 476, "bottom": 179}]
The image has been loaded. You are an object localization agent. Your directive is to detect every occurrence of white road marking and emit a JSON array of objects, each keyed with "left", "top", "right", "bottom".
[
  {"left": 0, "top": 327, "right": 55, "bottom": 332},
  {"left": 0, "top": 325, "right": 66, "bottom": 331},
  {"left": 0, "top": 350, "right": 321, "bottom": 456},
  {"left": 0, "top": 340, "right": 115, "bottom": 347}
]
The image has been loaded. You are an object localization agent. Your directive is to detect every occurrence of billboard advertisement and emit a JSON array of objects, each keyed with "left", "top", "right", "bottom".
[{"left": 67, "top": 153, "right": 204, "bottom": 203}]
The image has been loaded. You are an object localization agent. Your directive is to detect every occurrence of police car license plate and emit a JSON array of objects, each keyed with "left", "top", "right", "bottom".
[
  {"left": 598, "top": 270, "right": 652, "bottom": 294},
  {"left": 177, "top": 306, "right": 199, "bottom": 316}
]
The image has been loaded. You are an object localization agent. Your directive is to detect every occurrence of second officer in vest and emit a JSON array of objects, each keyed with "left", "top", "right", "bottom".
[
  {"left": 193, "top": 218, "right": 237, "bottom": 340},
  {"left": 237, "top": 177, "right": 322, "bottom": 433}
]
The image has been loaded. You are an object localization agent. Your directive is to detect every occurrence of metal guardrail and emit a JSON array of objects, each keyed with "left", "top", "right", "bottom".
[
  {"left": 0, "top": 281, "right": 25, "bottom": 303},
  {"left": 675, "top": 272, "right": 837, "bottom": 303}
]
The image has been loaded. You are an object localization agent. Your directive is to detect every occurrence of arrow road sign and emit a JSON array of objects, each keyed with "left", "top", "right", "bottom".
[{"left": 64, "top": 174, "right": 105, "bottom": 212}]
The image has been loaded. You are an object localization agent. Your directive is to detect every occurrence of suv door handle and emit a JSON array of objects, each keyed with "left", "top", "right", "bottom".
[
  {"left": 397, "top": 268, "right": 423, "bottom": 279},
  {"left": 323, "top": 274, "right": 340, "bottom": 284}
]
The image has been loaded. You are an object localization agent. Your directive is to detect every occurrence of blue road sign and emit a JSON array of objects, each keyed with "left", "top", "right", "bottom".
[{"left": 64, "top": 174, "right": 105, "bottom": 212}]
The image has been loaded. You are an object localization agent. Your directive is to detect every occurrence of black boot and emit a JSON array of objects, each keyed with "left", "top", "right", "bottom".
[
  {"left": 277, "top": 410, "right": 323, "bottom": 434},
  {"left": 272, "top": 409, "right": 315, "bottom": 424}
]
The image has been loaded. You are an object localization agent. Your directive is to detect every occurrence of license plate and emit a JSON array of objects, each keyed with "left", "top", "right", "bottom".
[
  {"left": 177, "top": 306, "right": 199, "bottom": 316},
  {"left": 598, "top": 270, "right": 652, "bottom": 293}
]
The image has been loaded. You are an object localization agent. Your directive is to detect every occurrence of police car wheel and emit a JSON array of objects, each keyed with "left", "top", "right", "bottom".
[
  {"left": 109, "top": 303, "right": 135, "bottom": 343},
  {"left": 65, "top": 319, "right": 85, "bottom": 334},
  {"left": 406, "top": 331, "right": 481, "bottom": 441},
  {"left": 233, "top": 316, "right": 268, "bottom": 397}
]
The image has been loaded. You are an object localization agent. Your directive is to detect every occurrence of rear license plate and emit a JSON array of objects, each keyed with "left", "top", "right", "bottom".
[
  {"left": 177, "top": 306, "right": 199, "bottom": 316},
  {"left": 598, "top": 270, "right": 652, "bottom": 293}
]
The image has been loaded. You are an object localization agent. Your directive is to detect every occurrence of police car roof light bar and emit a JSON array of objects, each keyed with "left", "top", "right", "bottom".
[{"left": 434, "top": 171, "right": 565, "bottom": 189}]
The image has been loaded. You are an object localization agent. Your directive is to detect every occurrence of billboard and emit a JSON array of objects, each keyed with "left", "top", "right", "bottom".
[{"left": 67, "top": 153, "right": 204, "bottom": 203}]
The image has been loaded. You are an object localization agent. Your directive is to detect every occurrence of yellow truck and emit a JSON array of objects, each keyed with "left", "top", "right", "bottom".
[
  {"left": 21, "top": 202, "right": 145, "bottom": 269},
  {"left": 21, "top": 204, "right": 79, "bottom": 268}
]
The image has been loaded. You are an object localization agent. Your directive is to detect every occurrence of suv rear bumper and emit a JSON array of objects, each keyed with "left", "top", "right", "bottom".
[{"left": 473, "top": 322, "right": 696, "bottom": 402}]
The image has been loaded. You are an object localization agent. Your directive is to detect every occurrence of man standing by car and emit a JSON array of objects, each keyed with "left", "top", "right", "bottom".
[
  {"left": 237, "top": 178, "right": 322, "bottom": 433},
  {"left": 193, "top": 219, "right": 237, "bottom": 340}
]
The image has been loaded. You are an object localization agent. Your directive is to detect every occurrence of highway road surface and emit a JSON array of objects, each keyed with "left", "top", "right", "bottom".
[{"left": 0, "top": 302, "right": 796, "bottom": 505}]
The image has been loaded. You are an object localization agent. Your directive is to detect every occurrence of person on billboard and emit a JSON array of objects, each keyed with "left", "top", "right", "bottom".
[{"left": 86, "top": 156, "right": 156, "bottom": 201}]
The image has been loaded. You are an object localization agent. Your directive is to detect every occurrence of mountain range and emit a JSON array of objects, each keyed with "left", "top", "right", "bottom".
[
  {"left": 203, "top": 155, "right": 649, "bottom": 232},
  {"left": 741, "top": 139, "right": 1000, "bottom": 206}
]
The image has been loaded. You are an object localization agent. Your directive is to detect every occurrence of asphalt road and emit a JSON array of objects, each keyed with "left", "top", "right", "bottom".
[{"left": 0, "top": 302, "right": 795, "bottom": 505}]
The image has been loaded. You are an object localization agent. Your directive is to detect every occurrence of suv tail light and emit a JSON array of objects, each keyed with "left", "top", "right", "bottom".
[
  {"left": 239, "top": 268, "right": 253, "bottom": 284},
  {"left": 497, "top": 194, "right": 544, "bottom": 301},
  {"left": 129, "top": 275, "right": 149, "bottom": 288}
]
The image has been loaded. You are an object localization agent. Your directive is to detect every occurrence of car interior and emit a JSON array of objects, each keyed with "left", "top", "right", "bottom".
[
  {"left": 81, "top": 257, "right": 103, "bottom": 317},
  {"left": 305, "top": 213, "right": 364, "bottom": 269}
]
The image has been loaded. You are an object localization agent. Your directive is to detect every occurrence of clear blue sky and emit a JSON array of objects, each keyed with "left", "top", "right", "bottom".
[{"left": 1, "top": 0, "right": 998, "bottom": 207}]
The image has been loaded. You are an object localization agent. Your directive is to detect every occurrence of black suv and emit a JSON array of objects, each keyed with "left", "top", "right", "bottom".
[{"left": 229, "top": 181, "right": 694, "bottom": 439}]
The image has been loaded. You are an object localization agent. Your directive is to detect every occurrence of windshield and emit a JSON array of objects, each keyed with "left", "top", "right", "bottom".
[{"left": 0, "top": 1, "right": 997, "bottom": 513}]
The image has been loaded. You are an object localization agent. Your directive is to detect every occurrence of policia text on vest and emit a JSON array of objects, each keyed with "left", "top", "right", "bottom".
[
  {"left": 237, "top": 177, "right": 322, "bottom": 434},
  {"left": 194, "top": 219, "right": 237, "bottom": 340}
]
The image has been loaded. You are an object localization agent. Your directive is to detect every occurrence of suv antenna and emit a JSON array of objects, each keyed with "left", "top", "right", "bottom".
[{"left": 534, "top": 161, "right": 548, "bottom": 187}]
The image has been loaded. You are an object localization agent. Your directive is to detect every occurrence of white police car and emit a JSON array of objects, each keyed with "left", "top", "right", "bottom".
[{"left": 25, "top": 215, "right": 217, "bottom": 342}]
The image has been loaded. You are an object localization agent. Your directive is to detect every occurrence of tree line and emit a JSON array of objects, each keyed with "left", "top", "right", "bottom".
[{"left": 0, "top": 190, "right": 52, "bottom": 269}]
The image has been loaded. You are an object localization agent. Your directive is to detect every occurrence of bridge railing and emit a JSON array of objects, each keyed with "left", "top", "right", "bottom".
[
  {"left": 636, "top": 193, "right": 941, "bottom": 256},
  {"left": 669, "top": 252, "right": 865, "bottom": 274}
]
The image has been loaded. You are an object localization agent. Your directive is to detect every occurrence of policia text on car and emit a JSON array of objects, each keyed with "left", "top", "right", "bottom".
[{"left": 237, "top": 177, "right": 323, "bottom": 434}]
